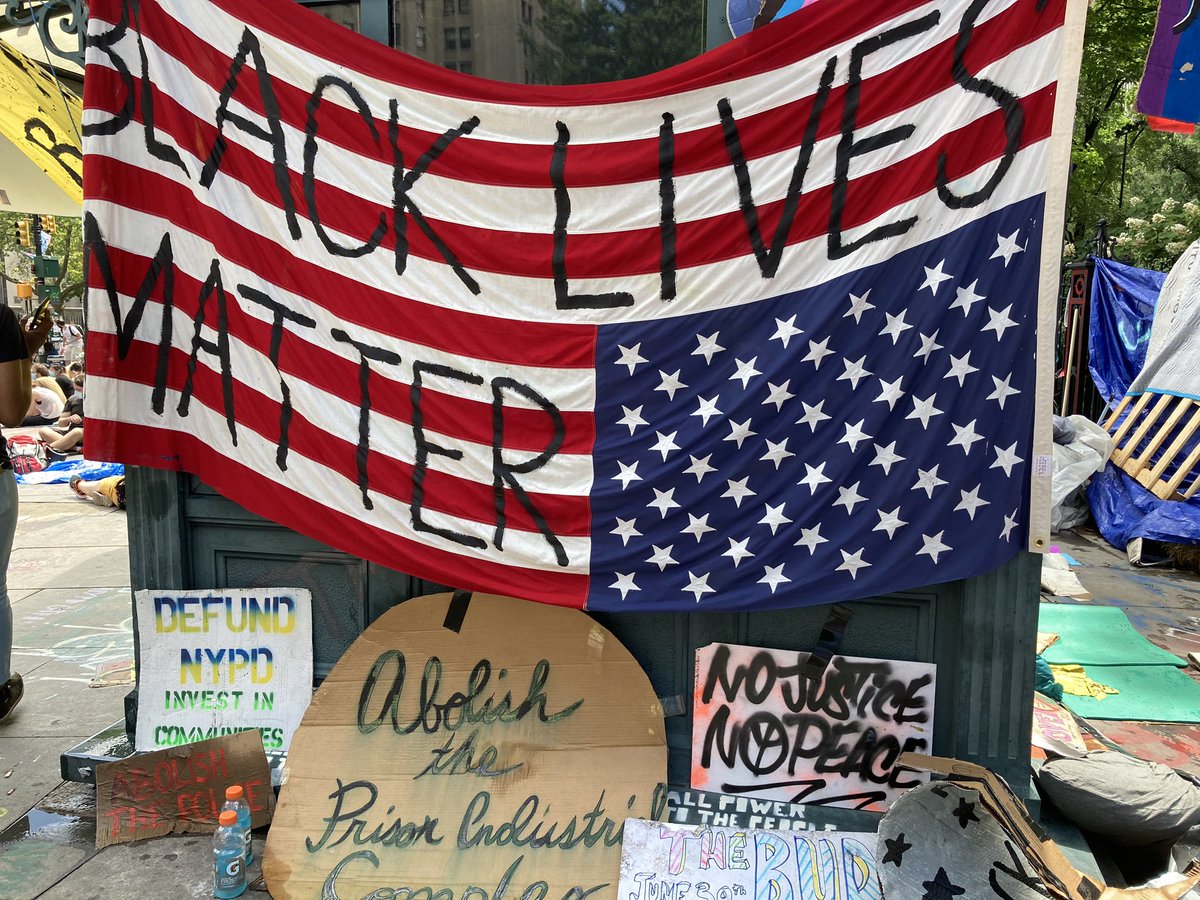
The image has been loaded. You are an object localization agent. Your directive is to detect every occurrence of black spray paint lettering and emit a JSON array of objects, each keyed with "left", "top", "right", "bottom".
[
  {"left": 356, "top": 650, "right": 583, "bottom": 737},
  {"left": 551, "top": 122, "right": 634, "bottom": 310},
  {"left": 23, "top": 119, "right": 83, "bottom": 188},
  {"left": 304, "top": 76, "right": 387, "bottom": 258},
  {"left": 305, "top": 778, "right": 443, "bottom": 853},
  {"left": 936, "top": 0, "right": 1024, "bottom": 209},
  {"left": 330, "top": 329, "right": 402, "bottom": 511},
  {"left": 236, "top": 284, "right": 317, "bottom": 471},
  {"left": 720, "top": 55, "right": 838, "bottom": 279},
  {"left": 828, "top": 12, "right": 939, "bottom": 260},
  {"left": 176, "top": 259, "right": 237, "bottom": 445},
  {"left": 83, "top": 212, "right": 174, "bottom": 416},
  {"left": 131, "top": 0, "right": 189, "bottom": 177},
  {"left": 389, "top": 99, "right": 483, "bottom": 293},
  {"left": 81, "top": 0, "right": 135, "bottom": 137},
  {"left": 199, "top": 27, "right": 301, "bottom": 239},
  {"left": 410, "top": 361, "right": 487, "bottom": 551},
  {"left": 657, "top": 112, "right": 677, "bottom": 302}
]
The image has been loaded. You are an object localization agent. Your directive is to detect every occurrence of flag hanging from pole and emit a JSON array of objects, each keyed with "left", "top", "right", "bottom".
[{"left": 83, "top": 0, "right": 1078, "bottom": 611}]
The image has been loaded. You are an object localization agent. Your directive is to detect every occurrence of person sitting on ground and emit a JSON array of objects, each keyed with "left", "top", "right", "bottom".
[
  {"left": 21, "top": 382, "right": 63, "bottom": 426},
  {"left": 49, "top": 363, "right": 73, "bottom": 399},
  {"left": 37, "top": 383, "right": 83, "bottom": 456},
  {"left": 69, "top": 474, "right": 124, "bottom": 509}
]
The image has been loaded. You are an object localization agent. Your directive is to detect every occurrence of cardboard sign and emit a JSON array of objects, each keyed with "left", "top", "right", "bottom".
[
  {"left": 134, "top": 588, "right": 314, "bottom": 752},
  {"left": 263, "top": 592, "right": 667, "bottom": 900},
  {"left": 666, "top": 787, "right": 881, "bottom": 833},
  {"left": 1032, "top": 693, "right": 1087, "bottom": 755},
  {"left": 618, "top": 818, "right": 881, "bottom": 900},
  {"left": 692, "top": 643, "right": 936, "bottom": 811},
  {"left": 95, "top": 731, "right": 274, "bottom": 848}
]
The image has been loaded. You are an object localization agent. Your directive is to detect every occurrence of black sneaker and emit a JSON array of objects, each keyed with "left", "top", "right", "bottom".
[{"left": 0, "top": 674, "right": 23, "bottom": 721}]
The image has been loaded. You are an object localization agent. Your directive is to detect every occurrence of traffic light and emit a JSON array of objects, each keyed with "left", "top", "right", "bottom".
[
  {"left": 15, "top": 219, "right": 31, "bottom": 249},
  {"left": 41, "top": 215, "right": 56, "bottom": 234}
]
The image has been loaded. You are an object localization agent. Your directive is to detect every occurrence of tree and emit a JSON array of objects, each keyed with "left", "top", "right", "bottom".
[
  {"left": 0, "top": 211, "right": 85, "bottom": 308},
  {"left": 526, "top": 0, "right": 704, "bottom": 85}
]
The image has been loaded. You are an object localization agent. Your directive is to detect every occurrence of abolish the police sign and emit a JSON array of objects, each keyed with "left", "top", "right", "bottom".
[{"left": 134, "top": 588, "right": 314, "bottom": 752}]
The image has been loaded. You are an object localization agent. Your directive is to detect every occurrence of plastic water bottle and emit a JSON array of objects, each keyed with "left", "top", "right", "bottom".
[
  {"left": 222, "top": 785, "right": 254, "bottom": 866},
  {"left": 213, "top": 810, "right": 246, "bottom": 899}
]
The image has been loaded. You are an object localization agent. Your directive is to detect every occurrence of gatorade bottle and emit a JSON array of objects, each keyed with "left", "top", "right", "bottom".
[
  {"left": 222, "top": 785, "right": 254, "bottom": 866},
  {"left": 213, "top": 810, "right": 247, "bottom": 899}
]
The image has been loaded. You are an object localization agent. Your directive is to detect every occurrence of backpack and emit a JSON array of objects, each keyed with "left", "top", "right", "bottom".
[{"left": 7, "top": 435, "right": 49, "bottom": 475}]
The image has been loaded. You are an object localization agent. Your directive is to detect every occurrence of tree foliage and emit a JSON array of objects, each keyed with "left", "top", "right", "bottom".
[
  {"left": 1067, "top": 0, "right": 1200, "bottom": 270},
  {"left": 0, "top": 211, "right": 85, "bottom": 305},
  {"left": 525, "top": 0, "right": 704, "bottom": 84}
]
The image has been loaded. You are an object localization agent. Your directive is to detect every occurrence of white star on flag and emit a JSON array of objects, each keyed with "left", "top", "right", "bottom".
[
  {"left": 770, "top": 316, "right": 803, "bottom": 348},
  {"left": 758, "top": 564, "right": 791, "bottom": 594},
  {"left": 955, "top": 485, "right": 990, "bottom": 520},
  {"left": 874, "top": 507, "right": 908, "bottom": 538},
  {"left": 991, "top": 442, "right": 1024, "bottom": 476},
  {"left": 645, "top": 544, "right": 678, "bottom": 571},
  {"left": 682, "top": 513, "right": 715, "bottom": 541},
  {"left": 837, "top": 548, "right": 871, "bottom": 579},
  {"left": 730, "top": 357, "right": 762, "bottom": 388},
  {"left": 990, "top": 229, "right": 1024, "bottom": 266},
  {"left": 1001, "top": 510, "right": 1019, "bottom": 541},
  {"left": 722, "top": 477, "right": 756, "bottom": 507},
  {"left": 760, "top": 438, "right": 795, "bottom": 469},
  {"left": 758, "top": 503, "right": 793, "bottom": 534},
  {"left": 870, "top": 441, "right": 905, "bottom": 475},
  {"left": 610, "top": 572, "right": 639, "bottom": 600},
  {"left": 650, "top": 430, "right": 680, "bottom": 461},
  {"left": 610, "top": 517, "right": 641, "bottom": 545},
  {"left": 914, "top": 330, "right": 943, "bottom": 362},
  {"left": 839, "top": 419, "right": 873, "bottom": 452},
  {"left": 912, "top": 465, "right": 948, "bottom": 498},
  {"left": 879, "top": 310, "right": 913, "bottom": 344},
  {"left": 982, "top": 305, "right": 1018, "bottom": 340},
  {"left": 846, "top": 290, "right": 876, "bottom": 322},
  {"left": 917, "top": 531, "right": 952, "bottom": 563},
  {"left": 655, "top": 369, "right": 687, "bottom": 400},
  {"left": 648, "top": 487, "right": 681, "bottom": 517},
  {"left": 795, "top": 525, "right": 827, "bottom": 555},
  {"left": 802, "top": 337, "right": 835, "bottom": 368},
  {"left": 834, "top": 482, "right": 868, "bottom": 514},
  {"left": 692, "top": 332, "right": 725, "bottom": 364},
  {"left": 797, "top": 400, "right": 832, "bottom": 432},
  {"left": 919, "top": 260, "right": 953, "bottom": 295},
  {"left": 950, "top": 279, "right": 985, "bottom": 316},
  {"left": 944, "top": 352, "right": 979, "bottom": 386},
  {"left": 614, "top": 461, "right": 641, "bottom": 489},
  {"left": 906, "top": 393, "right": 944, "bottom": 429},
  {"left": 838, "top": 356, "right": 872, "bottom": 390},
  {"left": 616, "top": 343, "right": 647, "bottom": 374},
  {"left": 617, "top": 405, "right": 648, "bottom": 434},
  {"left": 763, "top": 380, "right": 796, "bottom": 411},
  {"left": 692, "top": 395, "right": 722, "bottom": 426},
  {"left": 684, "top": 571, "right": 716, "bottom": 602},
  {"left": 723, "top": 537, "right": 754, "bottom": 567},
  {"left": 724, "top": 419, "right": 757, "bottom": 448},
  {"left": 948, "top": 419, "right": 984, "bottom": 455},
  {"left": 684, "top": 454, "right": 716, "bottom": 482},
  {"left": 874, "top": 376, "right": 905, "bottom": 410},
  {"left": 986, "top": 374, "right": 1020, "bottom": 409},
  {"left": 799, "top": 462, "right": 832, "bottom": 494}
]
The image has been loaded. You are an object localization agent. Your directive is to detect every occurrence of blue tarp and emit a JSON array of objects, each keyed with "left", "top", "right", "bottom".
[
  {"left": 1087, "top": 463, "right": 1200, "bottom": 547},
  {"left": 16, "top": 459, "right": 124, "bottom": 485},
  {"left": 1089, "top": 257, "right": 1165, "bottom": 406}
]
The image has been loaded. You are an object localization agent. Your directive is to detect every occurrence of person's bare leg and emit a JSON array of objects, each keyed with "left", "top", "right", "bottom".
[{"left": 47, "top": 429, "right": 82, "bottom": 452}]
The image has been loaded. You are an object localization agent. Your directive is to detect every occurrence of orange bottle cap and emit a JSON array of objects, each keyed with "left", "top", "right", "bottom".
[
  {"left": 219, "top": 810, "right": 238, "bottom": 826},
  {"left": 225, "top": 785, "right": 244, "bottom": 800}
]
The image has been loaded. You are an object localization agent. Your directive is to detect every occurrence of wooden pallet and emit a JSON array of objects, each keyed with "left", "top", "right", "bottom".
[{"left": 1104, "top": 393, "right": 1200, "bottom": 500}]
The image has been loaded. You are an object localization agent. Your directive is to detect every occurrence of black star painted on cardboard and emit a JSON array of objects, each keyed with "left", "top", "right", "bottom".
[
  {"left": 922, "top": 867, "right": 966, "bottom": 900},
  {"left": 953, "top": 796, "right": 980, "bottom": 829},
  {"left": 882, "top": 832, "right": 912, "bottom": 866},
  {"left": 930, "top": 784, "right": 950, "bottom": 798}
]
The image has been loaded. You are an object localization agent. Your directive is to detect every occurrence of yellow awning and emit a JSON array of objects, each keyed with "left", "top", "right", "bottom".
[{"left": 0, "top": 37, "right": 82, "bottom": 213}]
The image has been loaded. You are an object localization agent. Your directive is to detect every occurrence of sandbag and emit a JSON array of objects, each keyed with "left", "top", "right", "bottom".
[{"left": 1038, "top": 751, "right": 1200, "bottom": 846}]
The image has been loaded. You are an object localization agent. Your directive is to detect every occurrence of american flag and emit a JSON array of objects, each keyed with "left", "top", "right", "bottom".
[{"left": 83, "top": 0, "right": 1069, "bottom": 611}]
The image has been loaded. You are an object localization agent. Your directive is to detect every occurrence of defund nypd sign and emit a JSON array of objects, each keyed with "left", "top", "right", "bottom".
[
  {"left": 134, "top": 588, "right": 314, "bottom": 752},
  {"left": 263, "top": 592, "right": 667, "bottom": 900}
]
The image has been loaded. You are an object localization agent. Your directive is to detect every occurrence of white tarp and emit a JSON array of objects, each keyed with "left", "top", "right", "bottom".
[{"left": 1128, "top": 239, "right": 1200, "bottom": 400}]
